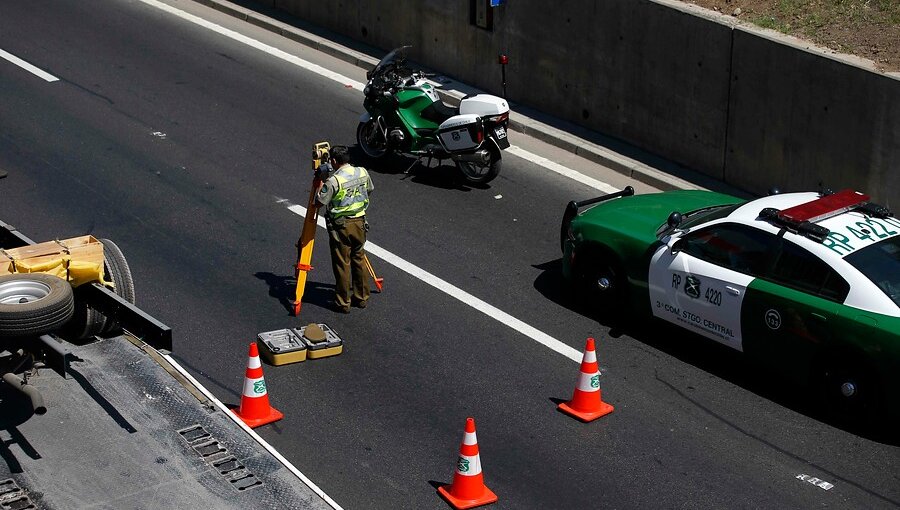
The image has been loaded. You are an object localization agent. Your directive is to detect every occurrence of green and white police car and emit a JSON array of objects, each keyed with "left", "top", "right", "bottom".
[{"left": 561, "top": 187, "right": 900, "bottom": 420}]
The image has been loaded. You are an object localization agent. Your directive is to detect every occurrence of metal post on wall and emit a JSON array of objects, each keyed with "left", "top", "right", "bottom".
[{"left": 498, "top": 53, "right": 508, "bottom": 99}]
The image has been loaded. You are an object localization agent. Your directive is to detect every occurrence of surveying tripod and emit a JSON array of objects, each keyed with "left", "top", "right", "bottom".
[{"left": 292, "top": 142, "right": 383, "bottom": 316}]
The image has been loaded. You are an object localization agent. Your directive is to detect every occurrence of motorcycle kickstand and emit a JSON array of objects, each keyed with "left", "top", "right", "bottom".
[{"left": 403, "top": 157, "right": 424, "bottom": 176}]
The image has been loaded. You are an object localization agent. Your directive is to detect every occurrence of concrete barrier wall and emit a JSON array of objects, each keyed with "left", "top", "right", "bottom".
[
  {"left": 265, "top": 0, "right": 899, "bottom": 207},
  {"left": 726, "top": 28, "right": 900, "bottom": 206}
]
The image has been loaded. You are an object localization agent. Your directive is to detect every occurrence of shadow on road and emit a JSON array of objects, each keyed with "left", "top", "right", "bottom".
[
  {"left": 254, "top": 272, "right": 335, "bottom": 315},
  {"left": 532, "top": 257, "right": 898, "bottom": 445},
  {"left": 351, "top": 147, "right": 490, "bottom": 192}
]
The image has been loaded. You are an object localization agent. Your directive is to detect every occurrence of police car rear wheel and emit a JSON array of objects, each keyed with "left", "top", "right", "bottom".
[{"left": 820, "top": 357, "right": 882, "bottom": 424}]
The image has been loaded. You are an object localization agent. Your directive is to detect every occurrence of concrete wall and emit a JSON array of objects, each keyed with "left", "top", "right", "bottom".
[
  {"left": 726, "top": 28, "right": 900, "bottom": 203},
  {"left": 264, "top": 0, "right": 899, "bottom": 208}
]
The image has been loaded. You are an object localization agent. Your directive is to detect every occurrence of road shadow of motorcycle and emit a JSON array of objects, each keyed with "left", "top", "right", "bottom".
[
  {"left": 530, "top": 258, "right": 898, "bottom": 444},
  {"left": 351, "top": 147, "right": 490, "bottom": 192}
]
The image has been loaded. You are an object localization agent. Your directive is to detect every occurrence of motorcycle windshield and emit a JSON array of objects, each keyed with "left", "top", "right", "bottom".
[{"left": 371, "top": 45, "right": 411, "bottom": 78}]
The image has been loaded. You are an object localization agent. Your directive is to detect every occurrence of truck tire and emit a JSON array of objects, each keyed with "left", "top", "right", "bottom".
[
  {"left": 63, "top": 285, "right": 106, "bottom": 341},
  {"left": 0, "top": 273, "right": 74, "bottom": 338},
  {"left": 98, "top": 238, "right": 135, "bottom": 336}
]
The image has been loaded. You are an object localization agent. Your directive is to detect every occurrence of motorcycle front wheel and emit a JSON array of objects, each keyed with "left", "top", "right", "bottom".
[
  {"left": 356, "top": 120, "right": 388, "bottom": 159},
  {"left": 457, "top": 145, "right": 501, "bottom": 185}
]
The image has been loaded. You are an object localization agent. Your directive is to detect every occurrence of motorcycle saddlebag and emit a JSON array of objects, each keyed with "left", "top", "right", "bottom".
[{"left": 437, "top": 114, "right": 483, "bottom": 152}]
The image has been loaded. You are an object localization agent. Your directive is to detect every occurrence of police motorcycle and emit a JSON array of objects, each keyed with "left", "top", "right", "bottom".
[{"left": 357, "top": 46, "right": 511, "bottom": 185}]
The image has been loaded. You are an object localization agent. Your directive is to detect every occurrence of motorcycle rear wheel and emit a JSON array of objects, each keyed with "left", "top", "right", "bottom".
[
  {"left": 457, "top": 145, "right": 501, "bottom": 184},
  {"left": 357, "top": 120, "right": 388, "bottom": 159}
]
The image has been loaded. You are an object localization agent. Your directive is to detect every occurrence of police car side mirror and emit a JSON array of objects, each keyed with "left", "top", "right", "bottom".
[{"left": 667, "top": 212, "right": 683, "bottom": 229}]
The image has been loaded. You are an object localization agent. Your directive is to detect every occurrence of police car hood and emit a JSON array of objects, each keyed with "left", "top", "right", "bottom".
[{"left": 576, "top": 190, "right": 743, "bottom": 244}]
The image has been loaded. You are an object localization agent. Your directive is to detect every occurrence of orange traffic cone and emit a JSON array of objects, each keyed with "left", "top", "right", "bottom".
[
  {"left": 558, "top": 337, "right": 614, "bottom": 422},
  {"left": 437, "top": 417, "right": 498, "bottom": 510},
  {"left": 231, "top": 342, "right": 284, "bottom": 428}
]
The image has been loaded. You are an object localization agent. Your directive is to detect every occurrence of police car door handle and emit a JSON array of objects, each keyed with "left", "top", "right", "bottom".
[
  {"left": 725, "top": 286, "right": 741, "bottom": 295},
  {"left": 810, "top": 312, "right": 827, "bottom": 322}
]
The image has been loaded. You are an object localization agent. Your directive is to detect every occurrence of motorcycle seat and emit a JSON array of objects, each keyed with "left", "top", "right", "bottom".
[{"left": 420, "top": 100, "right": 459, "bottom": 124}]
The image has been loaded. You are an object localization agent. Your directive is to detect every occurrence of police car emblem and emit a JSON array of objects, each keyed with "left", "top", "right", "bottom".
[
  {"left": 684, "top": 276, "right": 701, "bottom": 299},
  {"left": 765, "top": 309, "right": 782, "bottom": 330}
]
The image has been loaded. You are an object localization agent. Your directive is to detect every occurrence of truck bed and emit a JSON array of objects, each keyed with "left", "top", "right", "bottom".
[{"left": 0, "top": 333, "right": 334, "bottom": 510}]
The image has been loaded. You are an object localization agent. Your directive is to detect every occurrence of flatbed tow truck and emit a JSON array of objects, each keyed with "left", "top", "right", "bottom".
[{"left": 0, "top": 219, "right": 339, "bottom": 510}]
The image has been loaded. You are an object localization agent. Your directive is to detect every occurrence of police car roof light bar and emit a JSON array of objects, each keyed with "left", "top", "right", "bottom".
[
  {"left": 759, "top": 207, "right": 830, "bottom": 243},
  {"left": 778, "top": 189, "right": 869, "bottom": 223}
]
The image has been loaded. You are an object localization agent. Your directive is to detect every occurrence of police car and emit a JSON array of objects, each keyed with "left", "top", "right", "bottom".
[{"left": 561, "top": 187, "right": 900, "bottom": 421}]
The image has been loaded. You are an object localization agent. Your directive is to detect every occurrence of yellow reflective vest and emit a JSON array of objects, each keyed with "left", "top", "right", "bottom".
[{"left": 326, "top": 165, "right": 371, "bottom": 219}]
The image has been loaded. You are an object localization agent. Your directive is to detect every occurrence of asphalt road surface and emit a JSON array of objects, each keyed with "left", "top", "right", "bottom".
[{"left": 1, "top": 1, "right": 897, "bottom": 508}]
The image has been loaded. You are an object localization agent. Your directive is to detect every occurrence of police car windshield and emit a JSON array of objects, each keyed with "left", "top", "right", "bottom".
[
  {"left": 844, "top": 235, "right": 900, "bottom": 308},
  {"left": 658, "top": 203, "right": 742, "bottom": 236},
  {"left": 681, "top": 203, "right": 742, "bottom": 229}
]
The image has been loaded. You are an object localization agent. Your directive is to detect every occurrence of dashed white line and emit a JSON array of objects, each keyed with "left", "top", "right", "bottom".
[
  {"left": 0, "top": 49, "right": 59, "bottom": 82},
  {"left": 281, "top": 200, "right": 583, "bottom": 364}
]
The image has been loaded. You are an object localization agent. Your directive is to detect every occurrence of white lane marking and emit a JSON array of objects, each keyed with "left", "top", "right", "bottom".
[
  {"left": 0, "top": 49, "right": 59, "bottom": 82},
  {"left": 162, "top": 354, "right": 345, "bottom": 510},
  {"left": 281, "top": 199, "right": 583, "bottom": 363},
  {"left": 507, "top": 145, "right": 620, "bottom": 194},
  {"left": 137, "top": 0, "right": 619, "bottom": 194},
  {"left": 135, "top": 0, "right": 364, "bottom": 90}
]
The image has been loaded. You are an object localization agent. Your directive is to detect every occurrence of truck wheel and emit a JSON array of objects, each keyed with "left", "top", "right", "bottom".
[
  {"left": 357, "top": 120, "right": 388, "bottom": 159},
  {"left": 457, "top": 146, "right": 501, "bottom": 185},
  {"left": 99, "top": 239, "right": 135, "bottom": 335},
  {"left": 63, "top": 285, "right": 106, "bottom": 341},
  {"left": 63, "top": 239, "right": 135, "bottom": 340},
  {"left": 0, "top": 273, "right": 74, "bottom": 338}
]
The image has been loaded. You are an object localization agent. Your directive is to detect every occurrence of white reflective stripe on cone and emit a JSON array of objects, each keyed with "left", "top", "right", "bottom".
[
  {"left": 576, "top": 371, "right": 601, "bottom": 392},
  {"left": 247, "top": 356, "right": 261, "bottom": 369},
  {"left": 243, "top": 376, "right": 267, "bottom": 397},
  {"left": 581, "top": 349, "right": 597, "bottom": 363},
  {"left": 463, "top": 430, "right": 477, "bottom": 446},
  {"left": 456, "top": 453, "right": 483, "bottom": 476}
]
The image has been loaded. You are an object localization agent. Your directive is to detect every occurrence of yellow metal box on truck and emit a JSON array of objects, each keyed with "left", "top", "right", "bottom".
[{"left": 1, "top": 235, "right": 104, "bottom": 286}]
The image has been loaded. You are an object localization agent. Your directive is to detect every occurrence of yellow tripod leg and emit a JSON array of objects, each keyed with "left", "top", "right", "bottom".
[
  {"left": 363, "top": 254, "right": 383, "bottom": 292},
  {"left": 292, "top": 142, "right": 330, "bottom": 316}
]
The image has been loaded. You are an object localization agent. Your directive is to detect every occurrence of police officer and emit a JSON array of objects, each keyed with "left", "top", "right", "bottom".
[{"left": 315, "top": 146, "right": 374, "bottom": 313}]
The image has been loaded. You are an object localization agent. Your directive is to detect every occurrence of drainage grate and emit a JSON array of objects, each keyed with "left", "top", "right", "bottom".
[
  {"left": 177, "top": 425, "right": 262, "bottom": 492},
  {"left": 0, "top": 479, "right": 36, "bottom": 510}
]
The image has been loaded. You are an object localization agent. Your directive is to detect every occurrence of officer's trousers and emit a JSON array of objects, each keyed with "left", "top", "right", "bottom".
[{"left": 327, "top": 216, "right": 369, "bottom": 310}]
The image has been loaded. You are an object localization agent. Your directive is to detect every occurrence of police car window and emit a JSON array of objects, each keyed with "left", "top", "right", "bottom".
[
  {"left": 767, "top": 239, "right": 849, "bottom": 302},
  {"left": 844, "top": 236, "right": 900, "bottom": 307},
  {"left": 679, "top": 223, "right": 773, "bottom": 276}
]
